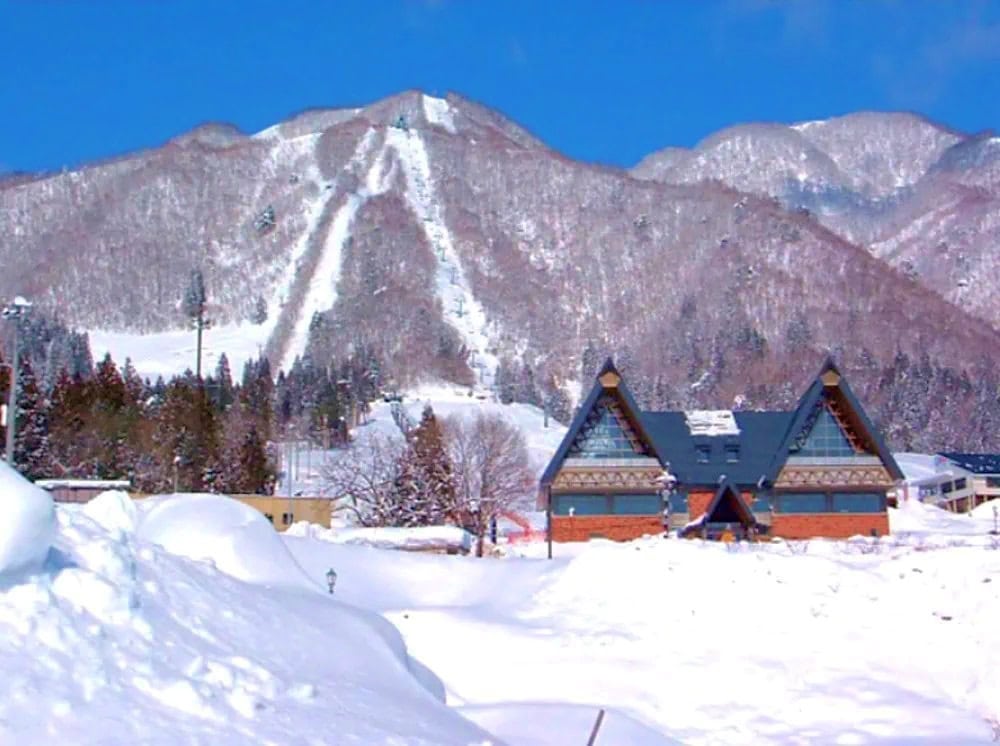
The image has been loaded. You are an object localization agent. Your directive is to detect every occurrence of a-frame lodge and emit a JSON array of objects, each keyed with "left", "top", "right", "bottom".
[{"left": 540, "top": 357, "right": 903, "bottom": 542}]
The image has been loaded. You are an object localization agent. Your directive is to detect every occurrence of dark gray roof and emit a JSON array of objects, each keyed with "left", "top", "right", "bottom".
[
  {"left": 938, "top": 452, "right": 1000, "bottom": 475},
  {"left": 641, "top": 411, "right": 792, "bottom": 487}
]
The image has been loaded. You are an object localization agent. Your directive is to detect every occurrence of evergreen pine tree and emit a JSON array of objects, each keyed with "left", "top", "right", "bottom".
[
  {"left": 214, "top": 353, "right": 234, "bottom": 411},
  {"left": 14, "top": 357, "right": 52, "bottom": 479},
  {"left": 394, "top": 405, "right": 456, "bottom": 526}
]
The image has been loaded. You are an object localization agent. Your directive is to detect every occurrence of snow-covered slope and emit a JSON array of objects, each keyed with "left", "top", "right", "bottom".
[{"left": 0, "top": 491, "right": 497, "bottom": 745}]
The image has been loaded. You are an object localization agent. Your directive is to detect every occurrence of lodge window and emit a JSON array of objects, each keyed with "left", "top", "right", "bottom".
[
  {"left": 696, "top": 445, "right": 711, "bottom": 463},
  {"left": 954, "top": 478, "right": 967, "bottom": 491},
  {"left": 987, "top": 477, "right": 1000, "bottom": 488},
  {"left": 613, "top": 494, "right": 663, "bottom": 515},
  {"left": 282, "top": 512, "right": 294, "bottom": 525},
  {"left": 775, "top": 493, "right": 827, "bottom": 513},
  {"left": 567, "top": 398, "right": 647, "bottom": 459},
  {"left": 264, "top": 513, "right": 274, "bottom": 524},
  {"left": 775, "top": 492, "right": 886, "bottom": 514},
  {"left": 831, "top": 493, "right": 884, "bottom": 513},
  {"left": 797, "top": 408, "right": 856, "bottom": 458},
  {"left": 553, "top": 493, "right": 662, "bottom": 516},
  {"left": 669, "top": 491, "right": 689, "bottom": 512},
  {"left": 725, "top": 445, "right": 740, "bottom": 463},
  {"left": 942, "top": 482, "right": 954, "bottom": 494}
]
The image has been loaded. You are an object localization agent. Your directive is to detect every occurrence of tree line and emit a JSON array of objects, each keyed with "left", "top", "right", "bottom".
[{"left": 0, "top": 340, "right": 383, "bottom": 495}]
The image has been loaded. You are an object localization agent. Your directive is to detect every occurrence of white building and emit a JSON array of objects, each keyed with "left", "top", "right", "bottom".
[{"left": 892, "top": 453, "right": 976, "bottom": 512}]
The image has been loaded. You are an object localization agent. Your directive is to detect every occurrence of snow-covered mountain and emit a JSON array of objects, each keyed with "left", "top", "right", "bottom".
[
  {"left": 4, "top": 92, "right": 1000, "bottom": 449},
  {"left": 633, "top": 112, "right": 1000, "bottom": 330}
]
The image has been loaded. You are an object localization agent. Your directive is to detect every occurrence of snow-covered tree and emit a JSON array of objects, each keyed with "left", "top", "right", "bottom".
[{"left": 443, "top": 411, "right": 534, "bottom": 557}]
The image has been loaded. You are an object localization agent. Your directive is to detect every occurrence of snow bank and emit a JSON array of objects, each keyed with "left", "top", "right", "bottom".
[
  {"left": 0, "top": 497, "right": 497, "bottom": 744},
  {"left": 135, "top": 494, "right": 318, "bottom": 590},
  {"left": 0, "top": 462, "right": 55, "bottom": 581}
]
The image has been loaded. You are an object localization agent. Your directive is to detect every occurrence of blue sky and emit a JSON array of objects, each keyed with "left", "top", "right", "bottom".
[{"left": 2, "top": 1, "right": 999, "bottom": 173}]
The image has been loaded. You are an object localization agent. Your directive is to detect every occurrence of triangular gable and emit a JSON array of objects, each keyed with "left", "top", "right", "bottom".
[
  {"left": 767, "top": 356, "right": 903, "bottom": 482},
  {"left": 540, "top": 358, "right": 664, "bottom": 485},
  {"left": 703, "top": 479, "right": 756, "bottom": 526}
]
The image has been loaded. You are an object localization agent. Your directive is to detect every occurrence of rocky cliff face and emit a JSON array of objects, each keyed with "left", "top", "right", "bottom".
[{"left": 3, "top": 92, "right": 1000, "bottom": 449}]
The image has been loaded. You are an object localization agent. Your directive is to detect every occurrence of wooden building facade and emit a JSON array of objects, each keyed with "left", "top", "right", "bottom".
[{"left": 540, "top": 358, "right": 903, "bottom": 543}]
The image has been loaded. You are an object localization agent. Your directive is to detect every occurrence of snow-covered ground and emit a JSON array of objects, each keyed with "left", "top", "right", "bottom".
[
  {"left": 5, "top": 452, "right": 1000, "bottom": 743},
  {"left": 283, "top": 498, "right": 1000, "bottom": 744}
]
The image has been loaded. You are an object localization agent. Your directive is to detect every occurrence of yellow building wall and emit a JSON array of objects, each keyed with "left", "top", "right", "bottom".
[
  {"left": 230, "top": 495, "right": 333, "bottom": 530},
  {"left": 129, "top": 493, "right": 333, "bottom": 530}
]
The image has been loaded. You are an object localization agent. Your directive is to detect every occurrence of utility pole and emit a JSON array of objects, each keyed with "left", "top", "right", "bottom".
[
  {"left": 3, "top": 297, "right": 31, "bottom": 467},
  {"left": 184, "top": 269, "right": 210, "bottom": 380}
]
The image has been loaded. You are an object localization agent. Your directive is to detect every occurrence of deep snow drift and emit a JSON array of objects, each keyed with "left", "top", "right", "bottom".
[
  {"left": 0, "top": 461, "right": 55, "bottom": 581},
  {"left": 0, "top": 491, "right": 496, "bottom": 745}
]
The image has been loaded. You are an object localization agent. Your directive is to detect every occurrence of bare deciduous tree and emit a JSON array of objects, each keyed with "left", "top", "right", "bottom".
[
  {"left": 321, "top": 434, "right": 407, "bottom": 527},
  {"left": 444, "top": 412, "right": 535, "bottom": 557}
]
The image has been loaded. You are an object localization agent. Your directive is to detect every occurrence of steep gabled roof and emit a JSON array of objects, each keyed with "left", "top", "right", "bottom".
[
  {"left": 703, "top": 478, "right": 756, "bottom": 525},
  {"left": 938, "top": 453, "right": 1000, "bottom": 475},
  {"left": 767, "top": 356, "right": 903, "bottom": 483},
  {"left": 539, "top": 358, "right": 665, "bottom": 486},
  {"left": 640, "top": 410, "right": 790, "bottom": 487}
]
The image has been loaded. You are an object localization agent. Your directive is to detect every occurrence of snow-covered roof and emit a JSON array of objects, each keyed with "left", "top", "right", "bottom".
[
  {"left": 684, "top": 410, "right": 740, "bottom": 437},
  {"left": 893, "top": 453, "right": 970, "bottom": 485}
]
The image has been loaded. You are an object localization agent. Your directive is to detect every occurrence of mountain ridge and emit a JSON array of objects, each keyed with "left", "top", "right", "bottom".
[{"left": 3, "top": 91, "right": 1000, "bottom": 450}]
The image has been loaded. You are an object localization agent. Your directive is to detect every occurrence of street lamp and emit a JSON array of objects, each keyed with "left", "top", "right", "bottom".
[
  {"left": 325, "top": 568, "right": 337, "bottom": 595},
  {"left": 2, "top": 296, "right": 31, "bottom": 467}
]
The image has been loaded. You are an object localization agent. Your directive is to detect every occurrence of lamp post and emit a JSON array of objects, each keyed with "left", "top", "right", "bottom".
[
  {"left": 2, "top": 296, "right": 31, "bottom": 467},
  {"left": 325, "top": 568, "right": 337, "bottom": 595}
]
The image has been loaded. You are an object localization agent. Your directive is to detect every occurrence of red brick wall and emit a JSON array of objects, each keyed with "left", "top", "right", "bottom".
[
  {"left": 551, "top": 515, "right": 663, "bottom": 542},
  {"left": 770, "top": 513, "right": 889, "bottom": 539}
]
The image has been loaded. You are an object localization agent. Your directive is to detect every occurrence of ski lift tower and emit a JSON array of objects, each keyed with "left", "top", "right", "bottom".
[{"left": 2, "top": 296, "right": 32, "bottom": 466}]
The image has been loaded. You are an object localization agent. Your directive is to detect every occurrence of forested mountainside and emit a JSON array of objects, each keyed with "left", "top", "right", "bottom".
[
  {"left": 3, "top": 91, "right": 1000, "bottom": 451},
  {"left": 633, "top": 113, "right": 1000, "bottom": 330}
]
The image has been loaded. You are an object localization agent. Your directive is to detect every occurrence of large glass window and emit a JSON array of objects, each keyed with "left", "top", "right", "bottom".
[
  {"left": 955, "top": 478, "right": 968, "bottom": 491},
  {"left": 553, "top": 493, "right": 662, "bottom": 516},
  {"left": 612, "top": 494, "right": 662, "bottom": 515},
  {"left": 552, "top": 494, "right": 608, "bottom": 515},
  {"left": 775, "top": 493, "right": 827, "bottom": 513},
  {"left": 797, "top": 407, "right": 856, "bottom": 458},
  {"left": 831, "top": 493, "right": 884, "bottom": 513},
  {"left": 567, "top": 398, "right": 646, "bottom": 459},
  {"left": 669, "top": 491, "right": 689, "bottom": 512},
  {"left": 987, "top": 477, "right": 1000, "bottom": 488},
  {"left": 942, "top": 481, "right": 954, "bottom": 494}
]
